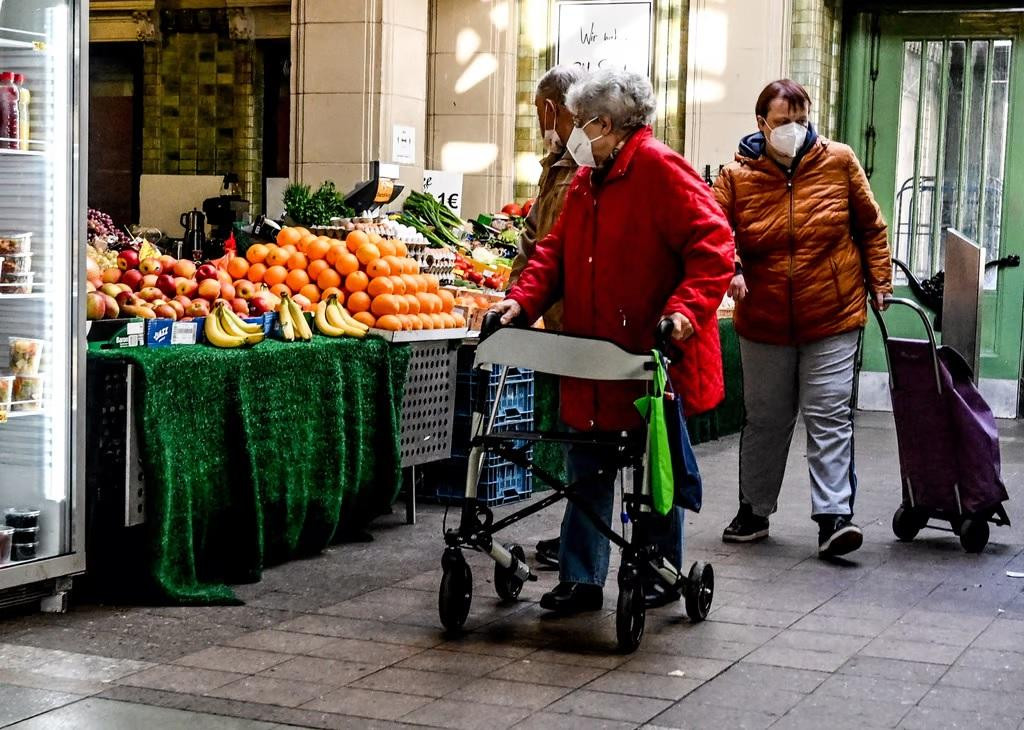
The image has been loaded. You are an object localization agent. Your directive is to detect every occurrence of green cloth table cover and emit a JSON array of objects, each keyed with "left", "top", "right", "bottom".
[{"left": 89, "top": 336, "right": 410, "bottom": 605}]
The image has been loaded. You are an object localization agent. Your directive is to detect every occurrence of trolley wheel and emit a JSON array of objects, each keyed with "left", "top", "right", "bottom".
[
  {"left": 892, "top": 505, "right": 928, "bottom": 542},
  {"left": 438, "top": 551, "right": 473, "bottom": 632},
  {"left": 494, "top": 544, "right": 526, "bottom": 602},
  {"left": 684, "top": 562, "right": 714, "bottom": 622},
  {"left": 959, "top": 516, "right": 990, "bottom": 554},
  {"left": 616, "top": 582, "right": 646, "bottom": 653}
]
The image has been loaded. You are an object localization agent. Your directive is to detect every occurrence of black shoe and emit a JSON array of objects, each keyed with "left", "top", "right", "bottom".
[
  {"left": 643, "top": 582, "right": 681, "bottom": 609},
  {"left": 722, "top": 504, "right": 770, "bottom": 543},
  {"left": 817, "top": 515, "right": 863, "bottom": 557},
  {"left": 535, "top": 537, "right": 560, "bottom": 568},
  {"left": 539, "top": 582, "right": 603, "bottom": 614}
]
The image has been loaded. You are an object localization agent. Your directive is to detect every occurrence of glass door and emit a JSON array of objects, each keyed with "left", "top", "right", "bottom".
[{"left": 0, "top": 0, "right": 84, "bottom": 586}]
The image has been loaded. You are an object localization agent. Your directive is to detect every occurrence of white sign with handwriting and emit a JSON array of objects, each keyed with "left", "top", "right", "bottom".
[
  {"left": 555, "top": 1, "right": 653, "bottom": 78},
  {"left": 422, "top": 170, "right": 464, "bottom": 216}
]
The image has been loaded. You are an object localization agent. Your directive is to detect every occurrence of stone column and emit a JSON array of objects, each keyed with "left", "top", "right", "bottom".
[
  {"left": 290, "top": 0, "right": 429, "bottom": 200},
  {"left": 426, "top": 0, "right": 518, "bottom": 218}
]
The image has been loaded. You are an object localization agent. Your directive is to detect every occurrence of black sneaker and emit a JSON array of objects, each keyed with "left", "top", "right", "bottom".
[
  {"left": 722, "top": 503, "right": 769, "bottom": 543},
  {"left": 817, "top": 515, "right": 863, "bottom": 557},
  {"left": 535, "top": 537, "right": 559, "bottom": 568}
]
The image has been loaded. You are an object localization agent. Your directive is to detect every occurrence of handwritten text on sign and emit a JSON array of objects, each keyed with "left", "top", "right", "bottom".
[
  {"left": 555, "top": 1, "right": 653, "bottom": 78},
  {"left": 423, "top": 170, "right": 464, "bottom": 216}
]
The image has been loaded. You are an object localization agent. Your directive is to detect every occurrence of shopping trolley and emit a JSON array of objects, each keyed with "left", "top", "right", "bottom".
[{"left": 437, "top": 314, "right": 714, "bottom": 652}]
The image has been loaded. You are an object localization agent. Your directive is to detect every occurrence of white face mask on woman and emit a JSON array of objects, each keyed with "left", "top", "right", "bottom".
[
  {"left": 566, "top": 117, "right": 604, "bottom": 168},
  {"left": 762, "top": 119, "right": 808, "bottom": 159}
]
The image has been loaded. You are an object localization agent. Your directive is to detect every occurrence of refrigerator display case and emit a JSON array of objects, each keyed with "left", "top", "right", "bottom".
[{"left": 0, "top": 0, "right": 85, "bottom": 610}]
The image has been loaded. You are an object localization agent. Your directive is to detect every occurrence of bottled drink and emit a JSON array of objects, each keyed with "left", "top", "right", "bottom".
[
  {"left": 0, "top": 72, "right": 19, "bottom": 150},
  {"left": 13, "top": 74, "right": 29, "bottom": 151}
]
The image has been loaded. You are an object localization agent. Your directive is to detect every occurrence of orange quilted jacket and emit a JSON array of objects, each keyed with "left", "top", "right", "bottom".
[{"left": 714, "top": 135, "right": 892, "bottom": 345}]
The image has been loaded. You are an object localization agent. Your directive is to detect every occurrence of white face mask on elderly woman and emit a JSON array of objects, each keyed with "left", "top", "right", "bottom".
[{"left": 566, "top": 117, "right": 604, "bottom": 168}]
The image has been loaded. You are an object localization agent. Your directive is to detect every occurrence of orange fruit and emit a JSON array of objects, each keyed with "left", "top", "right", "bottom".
[
  {"left": 326, "top": 243, "right": 346, "bottom": 266},
  {"left": 423, "top": 274, "right": 440, "bottom": 294},
  {"left": 376, "top": 239, "right": 397, "bottom": 257},
  {"left": 415, "top": 292, "right": 434, "bottom": 313},
  {"left": 286, "top": 251, "right": 308, "bottom": 271},
  {"left": 269, "top": 283, "right": 291, "bottom": 299},
  {"left": 407, "top": 314, "right": 423, "bottom": 330},
  {"left": 308, "top": 259, "right": 330, "bottom": 281},
  {"left": 246, "top": 243, "right": 269, "bottom": 264},
  {"left": 405, "top": 294, "right": 421, "bottom": 314},
  {"left": 347, "top": 291, "right": 371, "bottom": 313},
  {"left": 286, "top": 269, "right": 310, "bottom": 292},
  {"left": 430, "top": 313, "right": 445, "bottom": 329},
  {"left": 282, "top": 244, "right": 297, "bottom": 256},
  {"left": 266, "top": 245, "right": 289, "bottom": 267},
  {"left": 264, "top": 265, "right": 288, "bottom": 286},
  {"left": 375, "top": 314, "right": 402, "bottom": 331},
  {"left": 396, "top": 296, "right": 410, "bottom": 315},
  {"left": 371, "top": 294, "right": 400, "bottom": 317},
  {"left": 382, "top": 256, "right": 404, "bottom": 275},
  {"left": 307, "top": 237, "right": 331, "bottom": 261},
  {"left": 227, "top": 256, "right": 249, "bottom": 279},
  {"left": 335, "top": 252, "right": 359, "bottom": 276},
  {"left": 401, "top": 274, "right": 420, "bottom": 294},
  {"left": 356, "top": 243, "right": 381, "bottom": 266},
  {"left": 405, "top": 258, "right": 420, "bottom": 274},
  {"left": 389, "top": 275, "right": 407, "bottom": 295},
  {"left": 353, "top": 311, "right": 376, "bottom": 328},
  {"left": 345, "top": 271, "right": 369, "bottom": 293},
  {"left": 346, "top": 230, "right": 369, "bottom": 253},
  {"left": 394, "top": 241, "right": 409, "bottom": 257},
  {"left": 418, "top": 313, "right": 434, "bottom": 329},
  {"left": 438, "top": 313, "right": 454, "bottom": 328},
  {"left": 317, "top": 268, "right": 342, "bottom": 291},
  {"left": 452, "top": 312, "right": 467, "bottom": 328},
  {"left": 367, "top": 277, "right": 394, "bottom": 298},
  {"left": 299, "top": 283, "right": 321, "bottom": 303},
  {"left": 247, "top": 263, "right": 267, "bottom": 283},
  {"left": 438, "top": 289, "right": 455, "bottom": 313},
  {"left": 366, "top": 258, "right": 391, "bottom": 279},
  {"left": 277, "top": 227, "right": 303, "bottom": 247},
  {"left": 322, "top": 287, "right": 344, "bottom": 304},
  {"left": 368, "top": 233, "right": 383, "bottom": 246}
]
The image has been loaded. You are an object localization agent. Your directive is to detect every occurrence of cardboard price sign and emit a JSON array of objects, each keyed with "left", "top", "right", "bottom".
[{"left": 422, "top": 170, "right": 464, "bottom": 216}]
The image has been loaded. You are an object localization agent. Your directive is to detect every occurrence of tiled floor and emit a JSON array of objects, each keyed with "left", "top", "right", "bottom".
[{"left": 1, "top": 412, "right": 1023, "bottom": 729}]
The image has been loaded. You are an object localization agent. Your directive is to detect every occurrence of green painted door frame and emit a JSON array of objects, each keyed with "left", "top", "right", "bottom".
[{"left": 843, "top": 9, "right": 1024, "bottom": 415}]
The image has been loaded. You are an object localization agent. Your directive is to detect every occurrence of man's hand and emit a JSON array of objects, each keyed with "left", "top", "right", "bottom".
[
  {"left": 728, "top": 274, "right": 747, "bottom": 302},
  {"left": 490, "top": 298, "right": 523, "bottom": 326},
  {"left": 872, "top": 291, "right": 889, "bottom": 311},
  {"left": 667, "top": 312, "right": 694, "bottom": 341}
]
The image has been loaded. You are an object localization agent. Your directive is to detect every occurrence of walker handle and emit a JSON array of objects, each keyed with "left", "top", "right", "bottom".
[
  {"left": 656, "top": 318, "right": 676, "bottom": 357},
  {"left": 480, "top": 311, "right": 504, "bottom": 340}
]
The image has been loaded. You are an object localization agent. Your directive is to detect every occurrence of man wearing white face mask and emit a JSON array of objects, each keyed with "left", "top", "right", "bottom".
[{"left": 713, "top": 79, "right": 892, "bottom": 557}]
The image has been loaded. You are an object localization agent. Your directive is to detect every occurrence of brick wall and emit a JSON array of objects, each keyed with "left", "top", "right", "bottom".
[
  {"left": 789, "top": 0, "right": 843, "bottom": 138},
  {"left": 142, "top": 33, "right": 263, "bottom": 211}
]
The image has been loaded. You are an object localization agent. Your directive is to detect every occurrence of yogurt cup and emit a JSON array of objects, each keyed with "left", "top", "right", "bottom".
[{"left": 9, "top": 338, "right": 44, "bottom": 375}]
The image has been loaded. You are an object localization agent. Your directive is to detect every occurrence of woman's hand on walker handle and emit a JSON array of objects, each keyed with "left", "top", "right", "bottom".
[
  {"left": 727, "top": 274, "right": 747, "bottom": 302},
  {"left": 667, "top": 312, "right": 695, "bottom": 341},
  {"left": 490, "top": 298, "right": 523, "bottom": 326}
]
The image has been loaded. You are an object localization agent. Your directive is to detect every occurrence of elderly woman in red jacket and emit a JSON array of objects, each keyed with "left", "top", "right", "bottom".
[{"left": 492, "top": 69, "right": 735, "bottom": 614}]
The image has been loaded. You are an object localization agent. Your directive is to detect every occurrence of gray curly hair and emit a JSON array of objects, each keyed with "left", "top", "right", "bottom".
[
  {"left": 536, "top": 64, "right": 589, "bottom": 105},
  {"left": 565, "top": 70, "right": 656, "bottom": 132}
]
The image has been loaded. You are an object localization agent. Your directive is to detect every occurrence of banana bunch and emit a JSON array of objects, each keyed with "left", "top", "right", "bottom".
[
  {"left": 277, "top": 293, "right": 313, "bottom": 342},
  {"left": 315, "top": 295, "right": 368, "bottom": 338},
  {"left": 205, "top": 303, "right": 266, "bottom": 348}
]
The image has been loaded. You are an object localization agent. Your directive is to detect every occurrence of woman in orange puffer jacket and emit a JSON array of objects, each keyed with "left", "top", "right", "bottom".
[{"left": 713, "top": 79, "right": 892, "bottom": 558}]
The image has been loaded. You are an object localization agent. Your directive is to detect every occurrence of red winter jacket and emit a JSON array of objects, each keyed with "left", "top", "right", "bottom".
[{"left": 508, "top": 127, "right": 735, "bottom": 432}]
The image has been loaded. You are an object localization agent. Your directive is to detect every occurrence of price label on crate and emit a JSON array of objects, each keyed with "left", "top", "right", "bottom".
[{"left": 423, "top": 170, "right": 463, "bottom": 216}]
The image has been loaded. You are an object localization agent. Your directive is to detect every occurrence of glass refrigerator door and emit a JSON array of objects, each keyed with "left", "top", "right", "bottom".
[{"left": 0, "top": 0, "right": 84, "bottom": 587}]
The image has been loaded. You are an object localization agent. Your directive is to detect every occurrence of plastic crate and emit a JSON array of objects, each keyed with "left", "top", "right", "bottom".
[
  {"left": 423, "top": 441, "right": 534, "bottom": 507},
  {"left": 455, "top": 364, "right": 535, "bottom": 420}
]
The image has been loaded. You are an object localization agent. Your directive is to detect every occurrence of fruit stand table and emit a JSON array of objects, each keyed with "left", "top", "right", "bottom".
[{"left": 86, "top": 336, "right": 410, "bottom": 605}]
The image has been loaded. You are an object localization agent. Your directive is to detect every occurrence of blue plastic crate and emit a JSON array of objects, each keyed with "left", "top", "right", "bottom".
[{"left": 425, "top": 446, "right": 534, "bottom": 507}]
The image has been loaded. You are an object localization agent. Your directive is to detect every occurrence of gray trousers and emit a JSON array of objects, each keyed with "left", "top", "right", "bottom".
[{"left": 738, "top": 330, "right": 860, "bottom": 519}]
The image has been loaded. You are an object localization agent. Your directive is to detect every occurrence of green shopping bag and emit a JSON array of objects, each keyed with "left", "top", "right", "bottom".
[{"left": 634, "top": 352, "right": 675, "bottom": 515}]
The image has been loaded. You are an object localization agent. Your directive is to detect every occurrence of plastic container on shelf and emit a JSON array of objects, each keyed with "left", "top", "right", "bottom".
[
  {"left": 9, "top": 337, "right": 44, "bottom": 375},
  {"left": 12, "top": 526, "right": 37, "bottom": 544},
  {"left": 12, "top": 375, "right": 42, "bottom": 410},
  {"left": 1, "top": 252, "right": 31, "bottom": 276},
  {"left": 13, "top": 73, "right": 29, "bottom": 151},
  {"left": 0, "top": 72, "right": 18, "bottom": 150},
  {"left": 4, "top": 508, "right": 40, "bottom": 529},
  {"left": 0, "top": 233, "right": 32, "bottom": 255},
  {"left": 0, "top": 272, "right": 33, "bottom": 294},
  {"left": 0, "top": 528, "right": 11, "bottom": 564},
  {"left": 11, "top": 542, "right": 37, "bottom": 561},
  {"left": 0, "top": 374, "right": 12, "bottom": 416}
]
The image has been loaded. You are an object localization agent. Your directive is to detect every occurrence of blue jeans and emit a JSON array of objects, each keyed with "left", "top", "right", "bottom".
[{"left": 558, "top": 437, "right": 685, "bottom": 586}]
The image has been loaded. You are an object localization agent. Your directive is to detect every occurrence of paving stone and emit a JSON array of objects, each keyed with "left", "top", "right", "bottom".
[
  {"left": 761, "top": 629, "right": 871, "bottom": 655},
  {"left": 520, "top": 647, "right": 628, "bottom": 669},
  {"left": 685, "top": 621, "right": 781, "bottom": 645},
  {"left": 651, "top": 696, "right": 778, "bottom": 730},
  {"left": 837, "top": 655, "right": 948, "bottom": 684},
  {"left": 173, "top": 647, "right": 291, "bottom": 674},
  {"left": 858, "top": 637, "right": 963, "bottom": 665},
  {"left": 714, "top": 663, "right": 828, "bottom": 693},
  {"left": 225, "top": 630, "right": 337, "bottom": 655},
  {"left": 34, "top": 652, "right": 156, "bottom": 682},
  {"left": 275, "top": 614, "right": 443, "bottom": 649},
  {"left": 682, "top": 674, "right": 806, "bottom": 716},
  {"left": 0, "top": 683, "right": 82, "bottom": 726},
  {"left": 487, "top": 659, "right": 606, "bottom": 688},
  {"left": 938, "top": 664, "right": 1024, "bottom": 692},
  {"left": 812, "top": 600, "right": 907, "bottom": 623},
  {"left": 317, "top": 599, "right": 423, "bottom": 622},
  {"left": 259, "top": 656, "right": 379, "bottom": 686},
  {"left": 641, "top": 634, "right": 758, "bottom": 661},
  {"left": 394, "top": 648, "right": 513, "bottom": 676},
  {"left": 117, "top": 664, "right": 245, "bottom": 695},
  {"left": 618, "top": 652, "right": 731, "bottom": 681},
  {"left": 306, "top": 637, "right": 422, "bottom": 666},
  {"left": 919, "top": 684, "right": 1024, "bottom": 720},
  {"left": 956, "top": 647, "right": 1024, "bottom": 671},
  {"left": 511, "top": 711, "right": 636, "bottom": 730},
  {"left": 302, "top": 686, "right": 434, "bottom": 720},
  {"left": 400, "top": 698, "right": 531, "bottom": 730},
  {"left": 898, "top": 704, "right": 1020, "bottom": 730},
  {"left": 789, "top": 612, "right": 894, "bottom": 638},
  {"left": 814, "top": 672, "right": 932, "bottom": 705},
  {"left": 0, "top": 644, "right": 71, "bottom": 671},
  {"left": 546, "top": 688, "right": 672, "bottom": 723},
  {"left": 586, "top": 670, "right": 703, "bottom": 700},
  {"left": 779, "top": 692, "right": 914, "bottom": 728},
  {"left": 349, "top": 666, "right": 468, "bottom": 698},
  {"left": 435, "top": 634, "right": 542, "bottom": 659},
  {"left": 204, "top": 675, "right": 332, "bottom": 708},
  {"left": 971, "top": 618, "right": 1024, "bottom": 652},
  {"left": 742, "top": 644, "right": 849, "bottom": 673},
  {"left": 708, "top": 605, "right": 803, "bottom": 629},
  {"left": 5, "top": 697, "right": 283, "bottom": 730},
  {"left": 447, "top": 677, "right": 570, "bottom": 711},
  {"left": 0, "top": 668, "right": 105, "bottom": 697},
  {"left": 878, "top": 620, "right": 984, "bottom": 648}
]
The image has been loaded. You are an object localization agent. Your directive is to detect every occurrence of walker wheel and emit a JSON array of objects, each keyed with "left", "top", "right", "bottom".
[
  {"left": 684, "top": 561, "right": 714, "bottom": 622},
  {"left": 494, "top": 543, "right": 526, "bottom": 602},
  {"left": 959, "top": 516, "right": 990, "bottom": 554},
  {"left": 438, "top": 550, "right": 473, "bottom": 632},
  {"left": 616, "top": 581, "right": 646, "bottom": 653},
  {"left": 892, "top": 505, "right": 928, "bottom": 542}
]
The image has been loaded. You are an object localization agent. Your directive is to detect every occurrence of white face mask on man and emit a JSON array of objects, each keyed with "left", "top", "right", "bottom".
[
  {"left": 566, "top": 117, "right": 605, "bottom": 168},
  {"left": 762, "top": 119, "right": 808, "bottom": 160},
  {"left": 542, "top": 102, "right": 564, "bottom": 155}
]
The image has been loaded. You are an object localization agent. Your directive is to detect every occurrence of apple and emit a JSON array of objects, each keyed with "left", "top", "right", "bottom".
[
  {"left": 87, "top": 275, "right": 102, "bottom": 290},
  {"left": 120, "top": 269, "right": 144, "bottom": 291},
  {"left": 154, "top": 303, "right": 177, "bottom": 320},
  {"left": 293, "top": 294, "right": 312, "bottom": 310},
  {"left": 187, "top": 299, "right": 211, "bottom": 318},
  {"left": 216, "top": 269, "right": 232, "bottom": 288},
  {"left": 156, "top": 274, "right": 178, "bottom": 298},
  {"left": 220, "top": 282, "right": 236, "bottom": 301},
  {"left": 213, "top": 298, "right": 232, "bottom": 311},
  {"left": 86, "top": 280, "right": 96, "bottom": 293},
  {"left": 138, "top": 286, "right": 163, "bottom": 303},
  {"left": 115, "top": 289, "right": 135, "bottom": 307},
  {"left": 141, "top": 274, "right": 159, "bottom": 289},
  {"left": 196, "top": 263, "right": 218, "bottom": 282},
  {"left": 99, "top": 283, "right": 121, "bottom": 299},
  {"left": 231, "top": 298, "right": 250, "bottom": 316},
  {"left": 174, "top": 294, "right": 192, "bottom": 309},
  {"left": 121, "top": 304, "right": 155, "bottom": 319},
  {"left": 249, "top": 293, "right": 275, "bottom": 314},
  {"left": 86, "top": 257, "right": 101, "bottom": 279},
  {"left": 168, "top": 300, "right": 186, "bottom": 319},
  {"left": 158, "top": 254, "right": 177, "bottom": 271},
  {"left": 139, "top": 258, "right": 163, "bottom": 276},
  {"left": 197, "top": 279, "right": 221, "bottom": 301},
  {"left": 100, "top": 293, "right": 119, "bottom": 319},
  {"left": 173, "top": 259, "right": 197, "bottom": 279},
  {"left": 176, "top": 277, "right": 198, "bottom": 297},
  {"left": 101, "top": 268, "right": 121, "bottom": 284},
  {"left": 235, "top": 280, "right": 256, "bottom": 300},
  {"left": 117, "top": 249, "right": 140, "bottom": 270},
  {"left": 86, "top": 292, "right": 106, "bottom": 320},
  {"left": 116, "top": 283, "right": 132, "bottom": 294}
]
